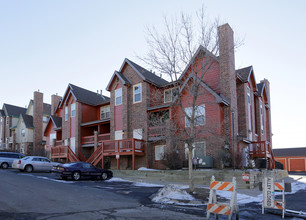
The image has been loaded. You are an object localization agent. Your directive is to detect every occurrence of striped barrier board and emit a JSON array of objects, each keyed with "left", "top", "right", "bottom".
[
  {"left": 262, "top": 177, "right": 287, "bottom": 218},
  {"left": 206, "top": 176, "right": 239, "bottom": 220}
]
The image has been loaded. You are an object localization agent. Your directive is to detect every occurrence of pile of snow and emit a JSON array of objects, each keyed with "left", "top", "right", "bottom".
[
  {"left": 216, "top": 190, "right": 262, "bottom": 205},
  {"left": 288, "top": 176, "right": 306, "bottom": 194},
  {"left": 152, "top": 184, "right": 195, "bottom": 204},
  {"left": 138, "top": 167, "right": 159, "bottom": 171},
  {"left": 106, "top": 177, "right": 132, "bottom": 182},
  {"left": 133, "top": 182, "right": 164, "bottom": 187}
]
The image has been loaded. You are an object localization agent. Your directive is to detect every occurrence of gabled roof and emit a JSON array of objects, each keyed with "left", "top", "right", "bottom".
[
  {"left": 43, "top": 115, "right": 62, "bottom": 136},
  {"left": 273, "top": 147, "right": 306, "bottom": 157},
  {"left": 50, "top": 115, "right": 62, "bottom": 128},
  {"left": 60, "top": 84, "right": 110, "bottom": 108},
  {"left": 256, "top": 82, "right": 265, "bottom": 97},
  {"left": 28, "top": 99, "right": 52, "bottom": 115},
  {"left": 0, "top": 110, "right": 5, "bottom": 117},
  {"left": 106, "top": 71, "right": 132, "bottom": 91},
  {"left": 236, "top": 66, "right": 253, "bottom": 82},
  {"left": 3, "top": 104, "right": 27, "bottom": 117},
  {"left": 20, "top": 114, "right": 34, "bottom": 128},
  {"left": 125, "top": 59, "right": 169, "bottom": 86},
  {"left": 179, "top": 45, "right": 219, "bottom": 81}
]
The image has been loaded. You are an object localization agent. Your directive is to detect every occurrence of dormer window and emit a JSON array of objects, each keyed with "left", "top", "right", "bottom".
[
  {"left": 164, "top": 87, "right": 179, "bottom": 103},
  {"left": 115, "top": 88, "right": 122, "bottom": 106},
  {"left": 100, "top": 105, "right": 110, "bottom": 120},
  {"left": 133, "top": 83, "right": 142, "bottom": 103}
]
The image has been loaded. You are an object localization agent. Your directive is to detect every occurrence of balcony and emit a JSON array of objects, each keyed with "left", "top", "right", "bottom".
[
  {"left": 249, "top": 141, "right": 275, "bottom": 169},
  {"left": 81, "top": 133, "right": 110, "bottom": 145},
  {"left": 87, "top": 138, "right": 146, "bottom": 170},
  {"left": 148, "top": 126, "right": 168, "bottom": 141}
]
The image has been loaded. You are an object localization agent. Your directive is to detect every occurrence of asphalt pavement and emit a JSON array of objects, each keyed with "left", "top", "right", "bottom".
[{"left": 0, "top": 168, "right": 306, "bottom": 219}]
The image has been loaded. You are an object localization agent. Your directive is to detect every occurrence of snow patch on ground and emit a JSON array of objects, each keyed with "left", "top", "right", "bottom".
[
  {"left": 152, "top": 184, "right": 196, "bottom": 205},
  {"left": 216, "top": 190, "right": 262, "bottom": 205},
  {"left": 106, "top": 177, "right": 132, "bottom": 183},
  {"left": 133, "top": 182, "right": 164, "bottom": 187},
  {"left": 138, "top": 167, "right": 159, "bottom": 171},
  {"left": 288, "top": 177, "right": 306, "bottom": 194}
]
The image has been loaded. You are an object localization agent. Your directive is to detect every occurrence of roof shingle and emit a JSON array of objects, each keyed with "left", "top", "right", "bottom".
[
  {"left": 21, "top": 114, "right": 34, "bottom": 128},
  {"left": 3, "top": 104, "right": 27, "bottom": 117},
  {"left": 69, "top": 84, "right": 110, "bottom": 106},
  {"left": 273, "top": 147, "right": 306, "bottom": 157},
  {"left": 236, "top": 66, "right": 253, "bottom": 82}
]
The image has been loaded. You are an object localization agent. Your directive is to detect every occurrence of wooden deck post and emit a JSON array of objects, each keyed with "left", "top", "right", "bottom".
[
  {"left": 101, "top": 142, "right": 104, "bottom": 169},
  {"left": 132, "top": 139, "right": 135, "bottom": 170},
  {"left": 94, "top": 131, "right": 98, "bottom": 152}
]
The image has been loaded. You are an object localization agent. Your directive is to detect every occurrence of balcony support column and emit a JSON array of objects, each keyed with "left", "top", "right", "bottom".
[{"left": 94, "top": 131, "right": 98, "bottom": 152}]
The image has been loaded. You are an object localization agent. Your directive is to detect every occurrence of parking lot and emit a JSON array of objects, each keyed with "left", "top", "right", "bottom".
[{"left": 1, "top": 168, "right": 306, "bottom": 219}]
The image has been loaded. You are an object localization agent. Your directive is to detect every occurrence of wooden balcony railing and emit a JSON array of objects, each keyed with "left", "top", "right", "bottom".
[
  {"left": 249, "top": 141, "right": 275, "bottom": 169},
  {"left": 81, "top": 133, "right": 110, "bottom": 145},
  {"left": 55, "top": 140, "right": 62, "bottom": 146},
  {"left": 148, "top": 126, "right": 168, "bottom": 137},
  {"left": 87, "top": 138, "right": 146, "bottom": 170},
  {"left": 51, "top": 145, "right": 80, "bottom": 163}
]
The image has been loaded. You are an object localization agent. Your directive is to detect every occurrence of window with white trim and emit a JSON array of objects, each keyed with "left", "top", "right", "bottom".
[
  {"left": 133, "top": 83, "right": 142, "bottom": 103},
  {"left": 247, "top": 87, "right": 252, "bottom": 140},
  {"left": 185, "top": 141, "right": 206, "bottom": 159},
  {"left": 6, "top": 117, "right": 9, "bottom": 125},
  {"left": 65, "top": 106, "right": 68, "bottom": 121},
  {"left": 164, "top": 87, "right": 179, "bottom": 103},
  {"left": 115, "top": 88, "right": 122, "bottom": 106},
  {"left": 133, "top": 128, "right": 143, "bottom": 140},
  {"left": 185, "top": 105, "right": 205, "bottom": 127},
  {"left": 100, "top": 105, "right": 110, "bottom": 120},
  {"left": 260, "top": 100, "right": 264, "bottom": 135},
  {"left": 71, "top": 103, "right": 76, "bottom": 117},
  {"left": 0, "top": 118, "right": 2, "bottom": 125},
  {"left": 43, "top": 116, "right": 48, "bottom": 122},
  {"left": 21, "top": 129, "right": 25, "bottom": 137},
  {"left": 155, "top": 145, "right": 165, "bottom": 160},
  {"left": 115, "top": 130, "right": 123, "bottom": 140}
]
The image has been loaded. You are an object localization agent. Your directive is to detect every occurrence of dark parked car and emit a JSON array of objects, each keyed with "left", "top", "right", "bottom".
[
  {"left": 0, "top": 152, "right": 25, "bottom": 169},
  {"left": 52, "top": 162, "right": 113, "bottom": 181}
]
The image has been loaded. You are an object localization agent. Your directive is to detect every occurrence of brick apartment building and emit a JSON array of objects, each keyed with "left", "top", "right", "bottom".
[
  {"left": 47, "top": 23, "right": 274, "bottom": 170},
  {"left": 0, "top": 91, "right": 53, "bottom": 155}
]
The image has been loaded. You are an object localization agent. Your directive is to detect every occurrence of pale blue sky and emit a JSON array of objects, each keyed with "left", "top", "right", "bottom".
[{"left": 1, "top": 0, "right": 305, "bottom": 148}]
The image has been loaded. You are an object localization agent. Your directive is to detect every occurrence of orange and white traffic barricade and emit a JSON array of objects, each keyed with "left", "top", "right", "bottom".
[
  {"left": 262, "top": 177, "right": 290, "bottom": 219},
  {"left": 206, "top": 176, "right": 239, "bottom": 220}
]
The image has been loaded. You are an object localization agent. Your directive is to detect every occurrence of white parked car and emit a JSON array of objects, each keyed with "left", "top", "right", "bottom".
[{"left": 12, "top": 156, "right": 60, "bottom": 173}]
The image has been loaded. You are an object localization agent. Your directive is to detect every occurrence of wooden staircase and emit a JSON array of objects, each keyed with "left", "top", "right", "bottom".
[{"left": 51, "top": 145, "right": 80, "bottom": 163}]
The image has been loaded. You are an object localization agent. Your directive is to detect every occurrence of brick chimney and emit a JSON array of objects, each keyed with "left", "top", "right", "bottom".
[
  {"left": 51, "top": 94, "right": 62, "bottom": 116},
  {"left": 33, "top": 91, "right": 44, "bottom": 155},
  {"left": 261, "top": 79, "right": 272, "bottom": 145},
  {"left": 218, "top": 23, "right": 239, "bottom": 164}
]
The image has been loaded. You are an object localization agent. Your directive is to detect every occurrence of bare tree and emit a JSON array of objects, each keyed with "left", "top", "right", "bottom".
[{"left": 139, "top": 7, "right": 229, "bottom": 192}]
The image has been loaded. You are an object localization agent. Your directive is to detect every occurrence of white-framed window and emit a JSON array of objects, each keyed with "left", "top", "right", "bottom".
[
  {"left": 185, "top": 105, "right": 205, "bottom": 127},
  {"left": 70, "top": 137, "right": 76, "bottom": 153},
  {"left": 155, "top": 145, "right": 166, "bottom": 160},
  {"left": 65, "top": 106, "right": 68, "bottom": 121},
  {"left": 133, "top": 83, "right": 142, "bottom": 103},
  {"left": 100, "top": 105, "right": 110, "bottom": 119},
  {"left": 115, "top": 88, "right": 122, "bottom": 106},
  {"left": 133, "top": 128, "right": 143, "bottom": 140},
  {"left": 43, "top": 116, "right": 48, "bottom": 122},
  {"left": 115, "top": 130, "right": 123, "bottom": 140},
  {"left": 185, "top": 141, "right": 206, "bottom": 159},
  {"left": 50, "top": 133, "right": 56, "bottom": 141},
  {"left": 71, "top": 103, "right": 76, "bottom": 117},
  {"left": 164, "top": 87, "right": 179, "bottom": 103},
  {"left": 20, "top": 145, "right": 24, "bottom": 154},
  {"left": 21, "top": 129, "right": 25, "bottom": 137},
  {"left": 6, "top": 117, "right": 9, "bottom": 125},
  {"left": 247, "top": 86, "right": 252, "bottom": 140},
  {"left": 0, "top": 118, "right": 2, "bottom": 125},
  {"left": 260, "top": 100, "right": 264, "bottom": 135}
]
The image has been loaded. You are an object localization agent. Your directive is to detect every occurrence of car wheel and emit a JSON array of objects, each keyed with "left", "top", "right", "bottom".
[
  {"left": 72, "top": 172, "right": 81, "bottom": 181},
  {"left": 101, "top": 172, "right": 108, "bottom": 180},
  {"left": 25, "top": 165, "right": 33, "bottom": 173},
  {"left": 1, "top": 162, "right": 9, "bottom": 169}
]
